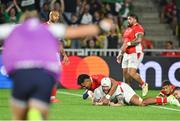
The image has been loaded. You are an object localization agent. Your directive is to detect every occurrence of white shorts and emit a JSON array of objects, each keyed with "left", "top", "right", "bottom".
[
  {"left": 121, "top": 82, "right": 136, "bottom": 104},
  {"left": 122, "top": 52, "right": 144, "bottom": 69}
]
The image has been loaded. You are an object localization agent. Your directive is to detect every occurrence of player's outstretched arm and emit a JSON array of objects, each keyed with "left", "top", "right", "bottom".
[
  {"left": 0, "top": 24, "right": 17, "bottom": 40},
  {"left": 49, "top": 19, "right": 113, "bottom": 39},
  {"left": 65, "top": 19, "right": 113, "bottom": 39}
]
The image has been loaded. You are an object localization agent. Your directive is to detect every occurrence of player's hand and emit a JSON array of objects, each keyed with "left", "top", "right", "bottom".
[
  {"left": 116, "top": 54, "right": 122, "bottom": 64},
  {"left": 101, "top": 97, "right": 110, "bottom": 105},
  {"left": 62, "top": 55, "right": 69, "bottom": 65}
]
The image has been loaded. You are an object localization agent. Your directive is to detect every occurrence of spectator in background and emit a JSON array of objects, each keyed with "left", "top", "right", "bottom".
[
  {"left": 160, "top": 0, "right": 176, "bottom": 24},
  {"left": 160, "top": 40, "right": 180, "bottom": 57},
  {"left": 0, "top": 3, "right": 6, "bottom": 24},
  {"left": 64, "top": 0, "right": 77, "bottom": 20},
  {"left": 85, "top": 37, "right": 99, "bottom": 49},
  {"left": 161, "top": 0, "right": 177, "bottom": 35},
  {"left": 175, "top": 0, "right": 180, "bottom": 47},
  {"left": 81, "top": 4, "right": 93, "bottom": 24},
  {"left": 107, "top": 25, "right": 119, "bottom": 49},
  {"left": 142, "top": 35, "right": 154, "bottom": 56},
  {"left": 20, "top": 0, "right": 40, "bottom": 11},
  {"left": 95, "top": 34, "right": 108, "bottom": 49},
  {"left": 50, "top": 0, "right": 64, "bottom": 23},
  {"left": 40, "top": 2, "right": 50, "bottom": 22},
  {"left": 63, "top": 13, "right": 82, "bottom": 49},
  {"left": 104, "top": 3, "right": 114, "bottom": 17},
  {"left": 118, "top": 0, "right": 133, "bottom": 21},
  {"left": 93, "top": 11, "right": 102, "bottom": 24},
  {"left": 89, "top": 0, "right": 102, "bottom": 15},
  {"left": 3, "top": 0, "right": 22, "bottom": 23}
]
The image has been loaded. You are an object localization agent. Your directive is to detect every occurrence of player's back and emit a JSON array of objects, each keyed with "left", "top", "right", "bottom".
[{"left": 90, "top": 74, "right": 107, "bottom": 91}]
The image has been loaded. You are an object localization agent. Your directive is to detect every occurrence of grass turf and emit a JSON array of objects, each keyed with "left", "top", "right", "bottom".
[{"left": 0, "top": 89, "right": 180, "bottom": 120}]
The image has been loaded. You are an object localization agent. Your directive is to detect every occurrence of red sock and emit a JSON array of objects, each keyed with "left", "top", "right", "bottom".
[
  {"left": 156, "top": 97, "right": 167, "bottom": 105},
  {"left": 51, "top": 87, "right": 57, "bottom": 97}
]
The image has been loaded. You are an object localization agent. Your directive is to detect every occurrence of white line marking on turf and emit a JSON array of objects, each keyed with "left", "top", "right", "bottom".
[
  {"left": 58, "top": 91, "right": 180, "bottom": 112},
  {"left": 150, "top": 105, "right": 180, "bottom": 112},
  {"left": 58, "top": 91, "right": 82, "bottom": 97}
]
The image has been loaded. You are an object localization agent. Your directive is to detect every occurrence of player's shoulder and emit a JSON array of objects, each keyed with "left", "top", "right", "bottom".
[
  {"left": 133, "top": 24, "right": 144, "bottom": 31},
  {"left": 133, "top": 24, "right": 144, "bottom": 32}
]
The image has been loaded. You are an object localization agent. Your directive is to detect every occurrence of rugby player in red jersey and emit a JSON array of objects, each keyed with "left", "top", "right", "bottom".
[
  {"left": 117, "top": 13, "right": 148, "bottom": 96},
  {"left": 46, "top": 10, "right": 69, "bottom": 103},
  {"left": 77, "top": 74, "right": 119, "bottom": 105},
  {"left": 138, "top": 80, "right": 180, "bottom": 106}
]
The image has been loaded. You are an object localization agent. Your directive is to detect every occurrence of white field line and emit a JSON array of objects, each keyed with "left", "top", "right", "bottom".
[
  {"left": 150, "top": 105, "right": 180, "bottom": 112},
  {"left": 58, "top": 91, "right": 180, "bottom": 112},
  {"left": 58, "top": 91, "right": 82, "bottom": 97}
]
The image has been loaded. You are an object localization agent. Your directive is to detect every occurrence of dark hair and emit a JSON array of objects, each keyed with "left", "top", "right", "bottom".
[
  {"left": 166, "top": 41, "right": 173, "bottom": 45},
  {"left": 128, "top": 13, "right": 139, "bottom": 22},
  {"left": 77, "top": 74, "right": 90, "bottom": 85},
  {"left": 162, "top": 80, "right": 171, "bottom": 87},
  {"left": 174, "top": 87, "right": 180, "bottom": 92}
]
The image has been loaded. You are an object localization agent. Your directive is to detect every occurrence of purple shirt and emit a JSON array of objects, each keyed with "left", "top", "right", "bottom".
[{"left": 2, "top": 19, "right": 61, "bottom": 79}]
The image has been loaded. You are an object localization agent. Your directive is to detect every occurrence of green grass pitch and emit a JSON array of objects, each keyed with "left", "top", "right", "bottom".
[{"left": 0, "top": 89, "right": 180, "bottom": 120}]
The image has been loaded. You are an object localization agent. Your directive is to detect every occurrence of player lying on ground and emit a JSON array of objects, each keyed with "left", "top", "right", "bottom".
[
  {"left": 141, "top": 80, "right": 180, "bottom": 106},
  {"left": 77, "top": 74, "right": 119, "bottom": 105},
  {"left": 92, "top": 77, "right": 180, "bottom": 106},
  {"left": 93, "top": 77, "right": 146, "bottom": 106}
]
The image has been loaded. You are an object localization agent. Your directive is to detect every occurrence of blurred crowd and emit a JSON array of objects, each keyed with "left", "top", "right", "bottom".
[
  {"left": 0, "top": 0, "right": 180, "bottom": 57},
  {"left": 154, "top": 0, "right": 180, "bottom": 56},
  {"left": 0, "top": 0, "right": 134, "bottom": 49}
]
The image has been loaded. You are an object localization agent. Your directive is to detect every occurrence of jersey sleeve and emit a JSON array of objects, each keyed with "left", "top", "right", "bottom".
[
  {"left": 134, "top": 25, "right": 144, "bottom": 37},
  {"left": 48, "top": 24, "right": 67, "bottom": 39}
]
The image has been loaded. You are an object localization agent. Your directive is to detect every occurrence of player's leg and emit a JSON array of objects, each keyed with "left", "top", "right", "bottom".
[
  {"left": 10, "top": 69, "right": 36, "bottom": 120},
  {"left": 11, "top": 98, "right": 28, "bottom": 120},
  {"left": 129, "top": 94, "right": 144, "bottom": 106},
  {"left": 50, "top": 53, "right": 61, "bottom": 103},
  {"left": 28, "top": 68, "right": 56, "bottom": 119},
  {"left": 122, "top": 84, "right": 143, "bottom": 106},
  {"left": 127, "top": 53, "right": 148, "bottom": 96},
  {"left": 51, "top": 83, "right": 60, "bottom": 103},
  {"left": 123, "top": 68, "right": 131, "bottom": 85},
  {"left": 121, "top": 82, "right": 143, "bottom": 106},
  {"left": 128, "top": 68, "right": 147, "bottom": 87},
  {"left": 28, "top": 99, "right": 49, "bottom": 120},
  {"left": 122, "top": 53, "right": 131, "bottom": 85},
  {"left": 10, "top": 68, "right": 56, "bottom": 120}
]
